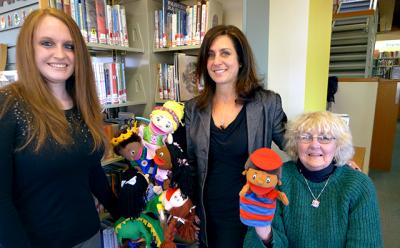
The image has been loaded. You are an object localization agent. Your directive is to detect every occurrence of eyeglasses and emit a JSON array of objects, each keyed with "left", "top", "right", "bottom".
[{"left": 297, "top": 134, "right": 336, "bottom": 144}]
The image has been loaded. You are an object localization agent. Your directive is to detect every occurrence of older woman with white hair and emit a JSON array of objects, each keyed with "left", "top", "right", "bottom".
[{"left": 245, "top": 111, "right": 382, "bottom": 248}]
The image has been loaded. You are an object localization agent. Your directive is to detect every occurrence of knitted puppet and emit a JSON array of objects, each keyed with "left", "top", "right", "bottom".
[
  {"left": 138, "top": 101, "right": 184, "bottom": 160},
  {"left": 160, "top": 187, "right": 197, "bottom": 248},
  {"left": 153, "top": 142, "right": 193, "bottom": 197},
  {"left": 114, "top": 169, "right": 164, "bottom": 247},
  {"left": 239, "top": 148, "right": 289, "bottom": 227},
  {"left": 112, "top": 129, "right": 157, "bottom": 180}
]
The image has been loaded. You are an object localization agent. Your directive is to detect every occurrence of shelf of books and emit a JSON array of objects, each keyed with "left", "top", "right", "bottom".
[
  {"left": 153, "top": 0, "right": 223, "bottom": 50},
  {"left": 151, "top": 0, "right": 223, "bottom": 103},
  {"left": 44, "top": 0, "right": 149, "bottom": 110},
  {"left": 373, "top": 51, "right": 400, "bottom": 79}
]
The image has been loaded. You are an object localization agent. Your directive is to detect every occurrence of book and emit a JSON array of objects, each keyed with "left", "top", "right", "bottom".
[
  {"left": 105, "top": 2, "right": 113, "bottom": 45},
  {"left": 95, "top": 0, "right": 107, "bottom": 44},
  {"left": 85, "top": 0, "right": 98, "bottom": 43},
  {"left": 63, "top": 0, "right": 71, "bottom": 16},
  {"left": 176, "top": 53, "right": 198, "bottom": 101},
  {"left": 0, "top": 43, "right": 7, "bottom": 71},
  {"left": 120, "top": 6, "right": 129, "bottom": 47},
  {"left": 207, "top": 0, "right": 223, "bottom": 29}
]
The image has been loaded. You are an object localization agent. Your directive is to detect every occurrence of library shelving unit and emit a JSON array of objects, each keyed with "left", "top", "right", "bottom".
[
  {"left": 372, "top": 51, "right": 400, "bottom": 79},
  {"left": 149, "top": 0, "right": 223, "bottom": 104}
]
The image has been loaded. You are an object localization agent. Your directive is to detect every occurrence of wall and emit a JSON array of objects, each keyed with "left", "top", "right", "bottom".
[
  {"left": 331, "top": 79, "right": 379, "bottom": 174},
  {"left": 242, "top": 0, "right": 268, "bottom": 87},
  {"left": 267, "top": 0, "right": 310, "bottom": 119},
  {"left": 304, "top": 0, "right": 332, "bottom": 111},
  {"left": 268, "top": 0, "right": 333, "bottom": 118},
  {"left": 219, "top": 0, "right": 243, "bottom": 29}
]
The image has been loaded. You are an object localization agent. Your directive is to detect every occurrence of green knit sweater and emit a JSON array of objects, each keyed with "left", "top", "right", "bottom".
[{"left": 244, "top": 161, "right": 382, "bottom": 248}]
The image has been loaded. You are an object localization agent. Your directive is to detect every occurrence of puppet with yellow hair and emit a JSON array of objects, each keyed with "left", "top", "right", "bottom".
[{"left": 139, "top": 100, "right": 184, "bottom": 160}]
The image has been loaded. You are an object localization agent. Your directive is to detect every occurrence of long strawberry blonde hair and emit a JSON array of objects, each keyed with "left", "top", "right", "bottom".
[{"left": 1, "top": 8, "right": 106, "bottom": 152}]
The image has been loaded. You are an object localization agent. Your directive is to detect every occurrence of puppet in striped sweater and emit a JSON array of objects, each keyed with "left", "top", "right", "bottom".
[{"left": 239, "top": 148, "right": 289, "bottom": 227}]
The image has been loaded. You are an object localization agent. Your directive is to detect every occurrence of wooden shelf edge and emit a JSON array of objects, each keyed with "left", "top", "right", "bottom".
[
  {"left": 101, "top": 156, "right": 124, "bottom": 166},
  {"left": 338, "top": 77, "right": 379, "bottom": 82}
]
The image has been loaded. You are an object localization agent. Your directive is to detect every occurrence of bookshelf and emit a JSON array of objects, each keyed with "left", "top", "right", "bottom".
[
  {"left": 373, "top": 51, "right": 400, "bottom": 79},
  {"left": 150, "top": 0, "right": 223, "bottom": 104}
]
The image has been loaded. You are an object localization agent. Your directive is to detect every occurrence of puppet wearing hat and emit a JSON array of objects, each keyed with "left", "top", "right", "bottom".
[
  {"left": 239, "top": 148, "right": 289, "bottom": 227},
  {"left": 139, "top": 101, "right": 184, "bottom": 160},
  {"left": 112, "top": 129, "right": 158, "bottom": 181}
]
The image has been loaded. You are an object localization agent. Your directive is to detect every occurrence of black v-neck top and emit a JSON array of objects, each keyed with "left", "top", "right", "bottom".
[{"left": 204, "top": 106, "right": 248, "bottom": 246}]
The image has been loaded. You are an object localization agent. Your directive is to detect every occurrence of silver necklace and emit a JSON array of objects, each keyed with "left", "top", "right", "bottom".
[{"left": 301, "top": 174, "right": 330, "bottom": 208}]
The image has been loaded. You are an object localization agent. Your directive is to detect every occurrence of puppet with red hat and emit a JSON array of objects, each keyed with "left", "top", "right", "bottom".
[{"left": 239, "top": 148, "right": 289, "bottom": 227}]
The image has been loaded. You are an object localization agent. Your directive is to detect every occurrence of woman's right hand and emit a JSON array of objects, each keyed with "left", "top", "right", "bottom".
[{"left": 255, "top": 225, "right": 272, "bottom": 243}]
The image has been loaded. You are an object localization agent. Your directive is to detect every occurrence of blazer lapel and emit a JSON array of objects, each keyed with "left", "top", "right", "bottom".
[
  {"left": 246, "top": 100, "right": 263, "bottom": 153},
  {"left": 198, "top": 103, "right": 211, "bottom": 148}
]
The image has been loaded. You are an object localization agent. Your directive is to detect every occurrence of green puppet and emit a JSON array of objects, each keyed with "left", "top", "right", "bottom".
[{"left": 114, "top": 169, "right": 164, "bottom": 247}]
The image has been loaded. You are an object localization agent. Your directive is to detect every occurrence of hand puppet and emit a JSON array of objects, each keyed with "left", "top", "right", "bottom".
[
  {"left": 239, "top": 148, "right": 289, "bottom": 227},
  {"left": 112, "top": 129, "right": 157, "bottom": 180},
  {"left": 139, "top": 101, "right": 184, "bottom": 159},
  {"left": 153, "top": 142, "right": 193, "bottom": 198},
  {"left": 160, "top": 187, "right": 197, "bottom": 248},
  {"left": 114, "top": 169, "right": 164, "bottom": 247}
]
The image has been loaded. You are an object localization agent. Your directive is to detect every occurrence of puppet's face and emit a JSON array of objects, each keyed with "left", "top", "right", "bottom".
[
  {"left": 247, "top": 168, "right": 278, "bottom": 189},
  {"left": 119, "top": 142, "right": 143, "bottom": 161},
  {"left": 163, "top": 188, "right": 188, "bottom": 211},
  {"left": 153, "top": 146, "right": 172, "bottom": 170},
  {"left": 150, "top": 112, "right": 174, "bottom": 134}
]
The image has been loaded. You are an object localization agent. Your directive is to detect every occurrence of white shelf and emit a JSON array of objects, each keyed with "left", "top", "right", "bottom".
[
  {"left": 101, "top": 100, "right": 146, "bottom": 109},
  {"left": 153, "top": 45, "right": 201, "bottom": 53},
  {"left": 87, "top": 43, "right": 144, "bottom": 53}
]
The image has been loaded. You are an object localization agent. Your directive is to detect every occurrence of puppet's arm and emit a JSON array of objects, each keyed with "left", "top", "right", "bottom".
[
  {"left": 239, "top": 183, "right": 250, "bottom": 196},
  {"left": 167, "top": 133, "right": 173, "bottom": 144},
  {"left": 277, "top": 191, "right": 289, "bottom": 206}
]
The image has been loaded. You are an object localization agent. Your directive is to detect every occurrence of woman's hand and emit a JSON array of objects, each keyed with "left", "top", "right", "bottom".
[
  {"left": 347, "top": 160, "right": 361, "bottom": 172},
  {"left": 255, "top": 225, "right": 272, "bottom": 243}
]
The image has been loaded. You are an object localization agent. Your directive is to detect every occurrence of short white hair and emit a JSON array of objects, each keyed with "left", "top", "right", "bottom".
[{"left": 284, "top": 111, "right": 354, "bottom": 166}]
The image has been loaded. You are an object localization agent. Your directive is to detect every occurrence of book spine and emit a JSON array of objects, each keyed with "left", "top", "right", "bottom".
[
  {"left": 63, "top": 0, "right": 71, "bottom": 16},
  {"left": 110, "top": 63, "right": 119, "bottom": 104},
  {"left": 120, "top": 6, "right": 129, "bottom": 47},
  {"left": 154, "top": 10, "right": 159, "bottom": 48},
  {"left": 200, "top": 2, "right": 206, "bottom": 42},
  {"left": 95, "top": 0, "right": 107, "bottom": 44},
  {"left": 86, "top": 0, "right": 98, "bottom": 43},
  {"left": 79, "top": 0, "right": 89, "bottom": 42},
  {"left": 106, "top": 3, "right": 113, "bottom": 45},
  {"left": 112, "top": 5, "right": 121, "bottom": 46}
]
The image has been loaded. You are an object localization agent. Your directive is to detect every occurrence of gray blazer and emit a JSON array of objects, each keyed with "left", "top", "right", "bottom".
[{"left": 185, "top": 90, "right": 287, "bottom": 246}]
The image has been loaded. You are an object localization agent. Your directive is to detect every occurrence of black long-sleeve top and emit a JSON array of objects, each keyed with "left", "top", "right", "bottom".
[{"left": 0, "top": 89, "right": 118, "bottom": 248}]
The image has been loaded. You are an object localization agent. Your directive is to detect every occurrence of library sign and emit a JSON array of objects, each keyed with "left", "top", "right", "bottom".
[
  {"left": 375, "top": 40, "right": 400, "bottom": 52},
  {"left": 0, "top": 0, "right": 37, "bottom": 31}
]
